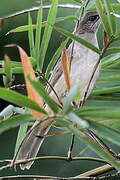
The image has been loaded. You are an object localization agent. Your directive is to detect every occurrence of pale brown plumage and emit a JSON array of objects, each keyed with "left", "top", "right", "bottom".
[{"left": 18, "top": 11, "right": 100, "bottom": 169}]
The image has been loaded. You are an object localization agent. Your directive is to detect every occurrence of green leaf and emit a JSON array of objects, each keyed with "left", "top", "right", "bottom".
[
  {"left": 73, "top": 0, "right": 84, "bottom": 4},
  {"left": 88, "top": 3, "right": 120, "bottom": 13},
  {"left": 69, "top": 126, "right": 120, "bottom": 170},
  {"left": 78, "top": 107, "right": 120, "bottom": 119},
  {"left": 101, "top": 53, "right": 120, "bottom": 68},
  {"left": 45, "top": 38, "right": 69, "bottom": 78},
  {"left": 0, "top": 114, "right": 34, "bottom": 134},
  {"left": 53, "top": 25, "right": 100, "bottom": 54},
  {"left": 0, "top": 60, "right": 22, "bottom": 67},
  {"left": 3, "top": 55, "right": 12, "bottom": 88},
  {"left": 55, "top": 16, "right": 78, "bottom": 24},
  {"left": 39, "top": 0, "right": 58, "bottom": 70},
  {"left": 99, "top": 74, "right": 120, "bottom": 82},
  {"left": 59, "top": 119, "right": 120, "bottom": 170},
  {"left": 104, "top": 0, "right": 116, "bottom": 35},
  {"left": 88, "top": 120, "right": 120, "bottom": 146},
  {"left": 92, "top": 86, "right": 120, "bottom": 95},
  {"left": 15, "top": 123, "right": 28, "bottom": 155},
  {"left": 94, "top": 0, "right": 111, "bottom": 36},
  {"left": 6, "top": 24, "right": 37, "bottom": 34},
  {"left": 0, "top": 87, "right": 47, "bottom": 115},
  {"left": 35, "top": 3, "right": 43, "bottom": 68},
  {"left": 28, "top": 13, "right": 35, "bottom": 57},
  {"left": 6, "top": 16, "right": 77, "bottom": 34},
  {"left": 106, "top": 47, "right": 120, "bottom": 54},
  {"left": 28, "top": 79, "right": 59, "bottom": 113},
  {"left": 0, "top": 67, "right": 23, "bottom": 74}
]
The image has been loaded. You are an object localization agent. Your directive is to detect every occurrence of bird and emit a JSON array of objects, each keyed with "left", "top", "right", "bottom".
[{"left": 18, "top": 11, "right": 100, "bottom": 169}]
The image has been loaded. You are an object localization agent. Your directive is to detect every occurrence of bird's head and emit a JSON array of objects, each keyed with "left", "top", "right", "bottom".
[{"left": 76, "top": 11, "right": 100, "bottom": 34}]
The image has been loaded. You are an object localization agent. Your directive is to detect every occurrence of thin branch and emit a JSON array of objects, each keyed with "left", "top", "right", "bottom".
[
  {"left": 1, "top": 4, "right": 81, "bottom": 20},
  {"left": 1, "top": 172, "right": 120, "bottom": 179},
  {"left": 0, "top": 174, "right": 90, "bottom": 180},
  {"left": 75, "top": 164, "right": 113, "bottom": 178},
  {"left": 0, "top": 175, "right": 66, "bottom": 180},
  {"left": 80, "top": 36, "right": 114, "bottom": 107},
  {"left": 0, "top": 156, "right": 107, "bottom": 171},
  {"left": 9, "top": 84, "right": 25, "bottom": 90},
  {"left": 37, "top": 72, "right": 63, "bottom": 107}
]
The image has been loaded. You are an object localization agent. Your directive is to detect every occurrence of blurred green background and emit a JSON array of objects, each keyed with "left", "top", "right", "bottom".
[{"left": 0, "top": 0, "right": 118, "bottom": 179}]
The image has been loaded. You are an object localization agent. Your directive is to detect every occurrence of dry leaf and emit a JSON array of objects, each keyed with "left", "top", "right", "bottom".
[
  {"left": 0, "top": 18, "right": 4, "bottom": 30},
  {"left": 5, "top": 44, "right": 43, "bottom": 118},
  {"left": 103, "top": 31, "right": 110, "bottom": 47},
  {"left": 61, "top": 47, "right": 71, "bottom": 90},
  {"left": 17, "top": 45, "right": 43, "bottom": 118}
]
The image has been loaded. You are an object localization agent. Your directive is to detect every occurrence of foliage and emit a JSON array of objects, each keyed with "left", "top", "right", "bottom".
[{"left": 0, "top": 0, "right": 120, "bottom": 179}]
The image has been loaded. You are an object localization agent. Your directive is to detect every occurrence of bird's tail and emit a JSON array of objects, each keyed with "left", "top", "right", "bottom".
[{"left": 18, "top": 118, "right": 53, "bottom": 170}]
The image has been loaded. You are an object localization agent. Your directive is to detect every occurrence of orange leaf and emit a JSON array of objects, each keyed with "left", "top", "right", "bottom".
[
  {"left": 5, "top": 44, "right": 43, "bottom": 118},
  {"left": 17, "top": 46, "right": 43, "bottom": 118},
  {"left": 61, "top": 48, "right": 71, "bottom": 90}
]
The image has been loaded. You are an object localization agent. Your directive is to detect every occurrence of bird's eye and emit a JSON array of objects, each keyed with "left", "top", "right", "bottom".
[{"left": 88, "top": 15, "right": 99, "bottom": 22}]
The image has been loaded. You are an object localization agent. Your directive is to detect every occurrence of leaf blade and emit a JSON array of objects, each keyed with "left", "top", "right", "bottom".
[
  {"left": 39, "top": 0, "right": 58, "bottom": 70},
  {"left": 53, "top": 25, "right": 100, "bottom": 54}
]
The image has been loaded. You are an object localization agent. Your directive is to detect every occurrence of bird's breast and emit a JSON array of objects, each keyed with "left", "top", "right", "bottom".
[{"left": 50, "top": 34, "right": 100, "bottom": 103}]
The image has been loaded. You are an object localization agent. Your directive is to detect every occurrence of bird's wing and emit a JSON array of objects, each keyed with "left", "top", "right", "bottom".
[
  {"left": 47, "top": 60, "right": 63, "bottom": 94},
  {"left": 47, "top": 42, "right": 73, "bottom": 94}
]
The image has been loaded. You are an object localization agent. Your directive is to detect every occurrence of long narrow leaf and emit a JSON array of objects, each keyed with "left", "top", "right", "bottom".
[
  {"left": 88, "top": 120, "right": 120, "bottom": 146},
  {"left": 61, "top": 47, "right": 71, "bottom": 90},
  {"left": 53, "top": 25, "right": 100, "bottom": 54},
  {"left": 0, "top": 67, "right": 23, "bottom": 74},
  {"left": 39, "top": 0, "right": 58, "bottom": 70},
  {"left": 69, "top": 124, "right": 120, "bottom": 170},
  {"left": 92, "top": 86, "right": 120, "bottom": 95},
  {"left": 57, "top": 118, "right": 120, "bottom": 170},
  {"left": 73, "top": 0, "right": 84, "bottom": 4},
  {"left": 3, "top": 55, "right": 12, "bottom": 88},
  {"left": 88, "top": 3, "right": 120, "bottom": 11},
  {"left": 15, "top": 123, "right": 28, "bottom": 155},
  {"left": 16, "top": 45, "right": 44, "bottom": 118},
  {"left": 101, "top": 53, "right": 120, "bottom": 68},
  {"left": 79, "top": 107, "right": 120, "bottom": 119},
  {"left": 0, "top": 114, "right": 34, "bottom": 135},
  {"left": 28, "top": 13, "right": 35, "bottom": 57},
  {"left": 99, "top": 74, "right": 120, "bottom": 81},
  {"left": 0, "top": 87, "right": 47, "bottom": 115},
  {"left": 94, "top": 0, "right": 111, "bottom": 36},
  {"left": 35, "top": 3, "right": 43, "bottom": 68},
  {"left": 104, "top": 0, "right": 116, "bottom": 35},
  {"left": 6, "top": 16, "right": 77, "bottom": 34}
]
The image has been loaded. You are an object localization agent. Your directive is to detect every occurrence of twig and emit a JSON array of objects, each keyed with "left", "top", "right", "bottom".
[
  {"left": 0, "top": 156, "right": 107, "bottom": 171},
  {"left": 0, "top": 174, "right": 91, "bottom": 180},
  {"left": 1, "top": 4, "right": 81, "bottom": 20},
  {"left": 82, "top": 36, "right": 114, "bottom": 105},
  {"left": 0, "top": 175, "right": 66, "bottom": 180},
  {"left": 37, "top": 71, "right": 63, "bottom": 107},
  {"left": 75, "top": 164, "right": 113, "bottom": 178},
  {"left": 1, "top": 172, "right": 120, "bottom": 179},
  {"left": 9, "top": 84, "right": 25, "bottom": 90}
]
